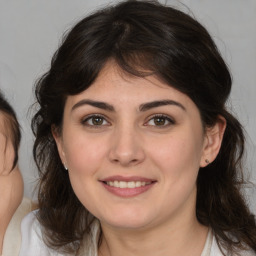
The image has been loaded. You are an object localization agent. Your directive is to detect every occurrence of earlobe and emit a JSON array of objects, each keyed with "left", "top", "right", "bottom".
[{"left": 200, "top": 116, "right": 226, "bottom": 167}]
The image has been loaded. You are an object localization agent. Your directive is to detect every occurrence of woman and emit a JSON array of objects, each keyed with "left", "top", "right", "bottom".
[
  {"left": 0, "top": 91, "right": 32, "bottom": 256},
  {"left": 20, "top": 1, "right": 256, "bottom": 255}
]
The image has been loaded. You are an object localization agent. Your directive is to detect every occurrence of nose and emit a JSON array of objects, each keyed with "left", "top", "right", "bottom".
[{"left": 108, "top": 124, "right": 145, "bottom": 167}]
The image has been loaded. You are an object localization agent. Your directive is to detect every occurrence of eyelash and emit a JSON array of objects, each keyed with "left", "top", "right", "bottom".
[
  {"left": 81, "top": 114, "right": 175, "bottom": 128},
  {"left": 81, "top": 114, "right": 110, "bottom": 127},
  {"left": 145, "top": 114, "right": 175, "bottom": 127}
]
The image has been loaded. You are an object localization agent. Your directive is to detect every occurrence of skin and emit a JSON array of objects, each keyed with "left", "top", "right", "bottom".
[
  {"left": 54, "top": 61, "right": 226, "bottom": 256},
  {"left": 0, "top": 113, "right": 23, "bottom": 253}
]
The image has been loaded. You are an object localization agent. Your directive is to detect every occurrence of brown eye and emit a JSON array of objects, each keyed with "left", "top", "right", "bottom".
[
  {"left": 153, "top": 117, "right": 167, "bottom": 126},
  {"left": 146, "top": 115, "right": 175, "bottom": 127},
  {"left": 82, "top": 115, "right": 109, "bottom": 127},
  {"left": 91, "top": 116, "right": 104, "bottom": 125}
]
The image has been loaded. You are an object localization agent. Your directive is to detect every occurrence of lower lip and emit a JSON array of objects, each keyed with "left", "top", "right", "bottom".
[{"left": 101, "top": 182, "right": 156, "bottom": 198}]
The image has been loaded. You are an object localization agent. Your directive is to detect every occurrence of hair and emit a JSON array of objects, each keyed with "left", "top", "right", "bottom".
[
  {"left": 0, "top": 91, "right": 21, "bottom": 171},
  {"left": 31, "top": 0, "right": 256, "bottom": 254}
]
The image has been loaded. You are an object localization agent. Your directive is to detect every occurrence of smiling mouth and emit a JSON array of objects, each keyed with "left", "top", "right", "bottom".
[
  {"left": 104, "top": 180, "right": 153, "bottom": 188},
  {"left": 100, "top": 176, "right": 157, "bottom": 197}
]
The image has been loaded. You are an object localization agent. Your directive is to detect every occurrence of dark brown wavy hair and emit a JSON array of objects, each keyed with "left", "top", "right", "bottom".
[
  {"left": 0, "top": 91, "right": 21, "bottom": 171},
  {"left": 31, "top": 0, "right": 256, "bottom": 254}
]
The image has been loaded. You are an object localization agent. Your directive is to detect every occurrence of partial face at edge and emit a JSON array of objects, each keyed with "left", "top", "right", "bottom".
[
  {"left": 0, "top": 112, "right": 23, "bottom": 232},
  {"left": 0, "top": 113, "right": 15, "bottom": 175},
  {"left": 53, "top": 61, "right": 225, "bottom": 231}
]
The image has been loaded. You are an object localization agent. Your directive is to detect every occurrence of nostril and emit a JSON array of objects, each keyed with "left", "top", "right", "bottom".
[
  {"left": 108, "top": 142, "right": 145, "bottom": 166},
  {"left": 111, "top": 158, "right": 138, "bottom": 163}
]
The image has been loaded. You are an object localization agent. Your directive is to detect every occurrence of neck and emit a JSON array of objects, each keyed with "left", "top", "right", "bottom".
[{"left": 99, "top": 215, "right": 208, "bottom": 256}]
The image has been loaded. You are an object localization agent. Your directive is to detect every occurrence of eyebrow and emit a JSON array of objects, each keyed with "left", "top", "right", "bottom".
[
  {"left": 139, "top": 100, "right": 186, "bottom": 112},
  {"left": 71, "top": 99, "right": 185, "bottom": 112},
  {"left": 72, "top": 99, "right": 115, "bottom": 112}
]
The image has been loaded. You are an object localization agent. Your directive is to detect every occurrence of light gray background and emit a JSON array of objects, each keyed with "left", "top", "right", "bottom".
[{"left": 0, "top": 0, "right": 255, "bottom": 212}]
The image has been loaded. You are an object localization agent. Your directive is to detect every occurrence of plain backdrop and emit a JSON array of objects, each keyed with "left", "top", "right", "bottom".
[{"left": 0, "top": 0, "right": 255, "bottom": 212}]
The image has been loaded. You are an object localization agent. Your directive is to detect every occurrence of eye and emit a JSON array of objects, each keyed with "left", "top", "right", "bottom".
[
  {"left": 81, "top": 115, "right": 109, "bottom": 127},
  {"left": 146, "top": 115, "right": 175, "bottom": 127}
]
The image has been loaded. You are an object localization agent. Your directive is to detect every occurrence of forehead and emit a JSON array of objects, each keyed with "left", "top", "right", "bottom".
[{"left": 65, "top": 61, "right": 195, "bottom": 111}]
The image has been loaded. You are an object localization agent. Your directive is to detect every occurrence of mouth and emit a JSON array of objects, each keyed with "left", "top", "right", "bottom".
[
  {"left": 100, "top": 176, "right": 157, "bottom": 197},
  {"left": 103, "top": 180, "right": 153, "bottom": 188}
]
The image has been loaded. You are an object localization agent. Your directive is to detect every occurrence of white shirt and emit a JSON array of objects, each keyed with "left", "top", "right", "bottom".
[
  {"left": 2, "top": 198, "right": 33, "bottom": 256},
  {"left": 19, "top": 211, "right": 255, "bottom": 256}
]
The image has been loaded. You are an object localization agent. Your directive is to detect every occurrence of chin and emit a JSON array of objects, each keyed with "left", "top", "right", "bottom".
[
  {"left": 104, "top": 219, "right": 150, "bottom": 230},
  {"left": 98, "top": 210, "right": 155, "bottom": 230}
]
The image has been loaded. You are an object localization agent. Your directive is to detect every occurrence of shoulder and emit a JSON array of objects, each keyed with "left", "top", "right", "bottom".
[
  {"left": 19, "top": 210, "right": 63, "bottom": 256},
  {"left": 19, "top": 212, "right": 99, "bottom": 256},
  {"left": 210, "top": 235, "right": 256, "bottom": 256},
  {"left": 19, "top": 210, "right": 46, "bottom": 255},
  {"left": 2, "top": 198, "right": 34, "bottom": 256}
]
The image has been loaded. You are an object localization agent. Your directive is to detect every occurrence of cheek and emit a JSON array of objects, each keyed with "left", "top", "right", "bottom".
[
  {"left": 63, "top": 137, "right": 106, "bottom": 209},
  {"left": 148, "top": 134, "right": 203, "bottom": 210},
  {"left": 148, "top": 132, "right": 203, "bottom": 178},
  {"left": 63, "top": 135, "right": 108, "bottom": 175}
]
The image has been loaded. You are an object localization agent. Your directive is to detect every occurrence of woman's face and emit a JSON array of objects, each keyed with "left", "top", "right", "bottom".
[{"left": 55, "top": 61, "right": 221, "bottom": 231}]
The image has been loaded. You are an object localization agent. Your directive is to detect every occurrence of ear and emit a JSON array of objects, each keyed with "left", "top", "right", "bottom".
[
  {"left": 200, "top": 116, "right": 226, "bottom": 167},
  {"left": 51, "top": 125, "right": 67, "bottom": 169}
]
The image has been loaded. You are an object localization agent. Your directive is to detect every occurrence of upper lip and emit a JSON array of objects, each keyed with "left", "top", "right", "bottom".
[{"left": 100, "top": 175, "right": 156, "bottom": 182}]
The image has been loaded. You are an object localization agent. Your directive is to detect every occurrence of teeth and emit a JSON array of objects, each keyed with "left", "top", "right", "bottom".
[{"left": 106, "top": 181, "right": 151, "bottom": 188}]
